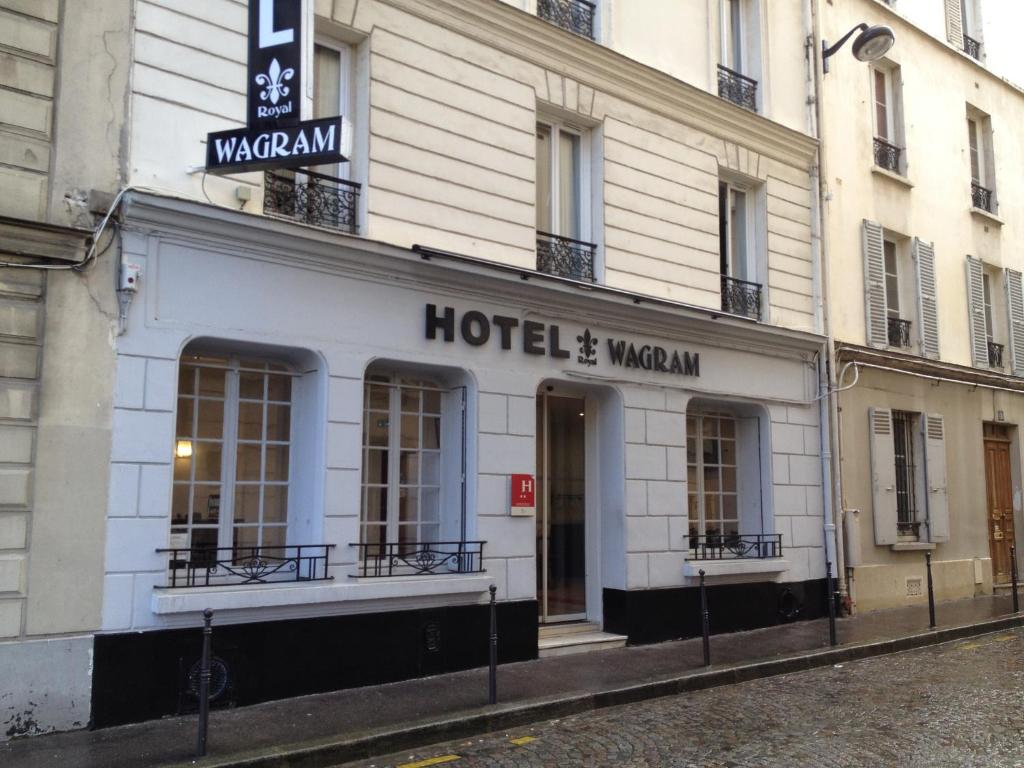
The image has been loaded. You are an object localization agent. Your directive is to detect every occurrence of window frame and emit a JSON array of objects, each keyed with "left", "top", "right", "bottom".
[
  {"left": 891, "top": 410, "right": 921, "bottom": 539},
  {"left": 718, "top": 176, "right": 764, "bottom": 286},
  {"left": 536, "top": 117, "right": 592, "bottom": 244},
  {"left": 312, "top": 38, "right": 354, "bottom": 181},
  {"left": 871, "top": 66, "right": 895, "bottom": 143},
  {"left": 720, "top": 0, "right": 746, "bottom": 73},
  {"left": 687, "top": 412, "right": 740, "bottom": 539},
  {"left": 883, "top": 238, "right": 900, "bottom": 318}
]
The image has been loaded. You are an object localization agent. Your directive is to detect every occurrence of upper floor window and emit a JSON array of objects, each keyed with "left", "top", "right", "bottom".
[
  {"left": 871, "top": 64, "right": 905, "bottom": 174},
  {"left": 719, "top": 178, "right": 763, "bottom": 320},
  {"left": 536, "top": 118, "right": 596, "bottom": 282},
  {"left": 967, "top": 110, "right": 995, "bottom": 213},
  {"left": 717, "top": 0, "right": 760, "bottom": 112},
  {"left": 960, "top": 0, "right": 983, "bottom": 59},
  {"left": 537, "top": 0, "right": 597, "bottom": 40}
]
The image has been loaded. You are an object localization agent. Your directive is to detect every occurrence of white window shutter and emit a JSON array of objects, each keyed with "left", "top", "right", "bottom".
[
  {"left": 923, "top": 414, "right": 949, "bottom": 543},
  {"left": 869, "top": 407, "right": 898, "bottom": 545},
  {"left": 862, "top": 220, "right": 888, "bottom": 348},
  {"left": 965, "top": 256, "right": 989, "bottom": 366},
  {"left": 913, "top": 238, "right": 940, "bottom": 359},
  {"left": 945, "top": 0, "right": 964, "bottom": 49},
  {"left": 1005, "top": 269, "right": 1024, "bottom": 376}
]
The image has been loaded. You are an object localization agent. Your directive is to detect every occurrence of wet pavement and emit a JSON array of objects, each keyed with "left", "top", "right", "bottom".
[
  {"left": 340, "top": 627, "right": 1024, "bottom": 768},
  {"left": 1, "top": 594, "right": 1020, "bottom": 767}
]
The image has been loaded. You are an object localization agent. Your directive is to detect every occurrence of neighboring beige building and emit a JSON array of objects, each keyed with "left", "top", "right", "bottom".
[
  {"left": 0, "top": 0, "right": 129, "bottom": 739},
  {"left": 820, "top": 0, "right": 1024, "bottom": 611}
]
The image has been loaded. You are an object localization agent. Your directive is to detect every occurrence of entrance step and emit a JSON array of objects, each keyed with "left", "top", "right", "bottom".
[{"left": 538, "top": 623, "right": 628, "bottom": 657}]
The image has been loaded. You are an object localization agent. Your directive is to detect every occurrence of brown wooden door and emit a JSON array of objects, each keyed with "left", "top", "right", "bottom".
[{"left": 984, "top": 439, "right": 1015, "bottom": 583}]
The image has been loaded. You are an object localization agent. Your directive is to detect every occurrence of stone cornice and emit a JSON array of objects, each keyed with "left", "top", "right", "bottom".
[
  {"left": 0, "top": 216, "right": 91, "bottom": 262},
  {"left": 122, "top": 192, "right": 824, "bottom": 359},
  {"left": 371, "top": 0, "right": 818, "bottom": 170},
  {"left": 838, "top": 343, "right": 1024, "bottom": 392}
]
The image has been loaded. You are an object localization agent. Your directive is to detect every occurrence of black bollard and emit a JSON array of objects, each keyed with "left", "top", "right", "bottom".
[
  {"left": 197, "top": 608, "right": 214, "bottom": 757},
  {"left": 826, "top": 560, "right": 837, "bottom": 647},
  {"left": 925, "top": 552, "right": 936, "bottom": 629},
  {"left": 699, "top": 569, "right": 711, "bottom": 667},
  {"left": 488, "top": 584, "right": 497, "bottom": 705},
  {"left": 1012, "top": 546, "right": 1020, "bottom": 614}
]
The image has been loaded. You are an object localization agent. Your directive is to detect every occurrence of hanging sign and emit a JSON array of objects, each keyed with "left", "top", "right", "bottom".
[
  {"left": 205, "top": 0, "right": 350, "bottom": 175},
  {"left": 510, "top": 474, "right": 536, "bottom": 516}
]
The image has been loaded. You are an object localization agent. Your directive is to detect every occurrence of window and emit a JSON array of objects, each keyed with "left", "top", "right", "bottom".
[
  {"left": 871, "top": 65, "right": 904, "bottom": 173},
  {"left": 982, "top": 270, "right": 1006, "bottom": 367},
  {"left": 536, "top": 118, "right": 596, "bottom": 281},
  {"left": 960, "top": 0, "right": 982, "bottom": 59},
  {"left": 687, "top": 413, "right": 738, "bottom": 540},
  {"left": 883, "top": 239, "right": 911, "bottom": 348},
  {"left": 967, "top": 109, "right": 995, "bottom": 212},
  {"left": 719, "top": 178, "right": 763, "bottom": 320},
  {"left": 537, "top": 0, "right": 597, "bottom": 40},
  {"left": 717, "top": 0, "right": 760, "bottom": 111},
  {"left": 172, "top": 355, "right": 293, "bottom": 553},
  {"left": 891, "top": 411, "right": 920, "bottom": 538}
]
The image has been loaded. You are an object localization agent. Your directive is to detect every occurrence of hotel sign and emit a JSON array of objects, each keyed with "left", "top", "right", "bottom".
[{"left": 205, "top": 0, "right": 350, "bottom": 174}]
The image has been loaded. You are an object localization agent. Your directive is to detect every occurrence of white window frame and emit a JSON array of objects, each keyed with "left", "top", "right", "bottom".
[
  {"left": 884, "top": 238, "right": 900, "bottom": 319},
  {"left": 536, "top": 117, "right": 593, "bottom": 245},
  {"left": 720, "top": 0, "right": 746, "bottom": 73},
  {"left": 718, "top": 176, "right": 765, "bottom": 287},
  {"left": 983, "top": 272, "right": 995, "bottom": 342},
  {"left": 312, "top": 38, "right": 354, "bottom": 180},
  {"left": 687, "top": 412, "right": 740, "bottom": 539},
  {"left": 871, "top": 66, "right": 895, "bottom": 142}
]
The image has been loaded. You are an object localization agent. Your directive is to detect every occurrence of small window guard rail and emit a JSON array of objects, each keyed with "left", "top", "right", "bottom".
[
  {"left": 721, "top": 274, "right": 762, "bottom": 320},
  {"left": 537, "top": 231, "right": 597, "bottom": 282},
  {"left": 971, "top": 182, "right": 995, "bottom": 213},
  {"left": 989, "top": 340, "right": 1005, "bottom": 368},
  {"left": 689, "top": 533, "right": 783, "bottom": 561},
  {"left": 717, "top": 64, "right": 758, "bottom": 112},
  {"left": 873, "top": 137, "right": 902, "bottom": 173},
  {"left": 897, "top": 521, "right": 921, "bottom": 537},
  {"left": 264, "top": 168, "right": 360, "bottom": 234},
  {"left": 155, "top": 544, "right": 334, "bottom": 588},
  {"left": 537, "top": 0, "right": 596, "bottom": 39},
  {"left": 887, "top": 316, "right": 912, "bottom": 348},
  {"left": 963, "top": 34, "right": 982, "bottom": 61},
  {"left": 351, "top": 541, "right": 486, "bottom": 577}
]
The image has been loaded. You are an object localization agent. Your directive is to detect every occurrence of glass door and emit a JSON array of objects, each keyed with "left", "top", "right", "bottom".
[{"left": 536, "top": 393, "right": 587, "bottom": 622}]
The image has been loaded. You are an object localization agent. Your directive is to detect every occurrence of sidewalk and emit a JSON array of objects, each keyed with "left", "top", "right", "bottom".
[{"left": 3, "top": 593, "right": 1020, "bottom": 768}]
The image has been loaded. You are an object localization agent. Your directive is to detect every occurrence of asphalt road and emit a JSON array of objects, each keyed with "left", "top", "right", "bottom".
[{"left": 338, "top": 627, "right": 1024, "bottom": 768}]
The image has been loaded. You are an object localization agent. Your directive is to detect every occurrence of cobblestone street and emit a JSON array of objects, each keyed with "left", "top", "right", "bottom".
[{"left": 341, "top": 628, "right": 1024, "bottom": 768}]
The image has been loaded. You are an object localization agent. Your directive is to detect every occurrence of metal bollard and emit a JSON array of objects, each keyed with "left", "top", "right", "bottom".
[
  {"left": 196, "top": 608, "right": 214, "bottom": 758},
  {"left": 826, "top": 560, "right": 837, "bottom": 647},
  {"left": 1012, "top": 546, "right": 1020, "bottom": 614},
  {"left": 488, "top": 584, "right": 497, "bottom": 705},
  {"left": 925, "top": 552, "right": 936, "bottom": 629},
  {"left": 699, "top": 569, "right": 711, "bottom": 667}
]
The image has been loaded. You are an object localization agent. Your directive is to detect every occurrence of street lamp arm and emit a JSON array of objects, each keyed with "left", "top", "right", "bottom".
[{"left": 822, "top": 23, "right": 869, "bottom": 62}]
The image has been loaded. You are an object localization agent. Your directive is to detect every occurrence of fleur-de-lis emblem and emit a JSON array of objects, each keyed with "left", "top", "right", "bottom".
[
  {"left": 255, "top": 58, "right": 295, "bottom": 105},
  {"left": 577, "top": 329, "right": 598, "bottom": 360}
]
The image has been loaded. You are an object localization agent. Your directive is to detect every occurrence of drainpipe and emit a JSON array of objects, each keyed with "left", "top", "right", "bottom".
[{"left": 804, "top": 0, "right": 847, "bottom": 601}]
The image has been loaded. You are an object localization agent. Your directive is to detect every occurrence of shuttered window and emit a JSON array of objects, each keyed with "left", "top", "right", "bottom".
[
  {"left": 869, "top": 408, "right": 898, "bottom": 545},
  {"left": 913, "top": 238, "right": 940, "bottom": 359},
  {"left": 945, "top": 0, "right": 964, "bottom": 49},
  {"left": 1005, "top": 269, "right": 1024, "bottom": 376},
  {"left": 966, "top": 255, "right": 990, "bottom": 367},
  {"left": 863, "top": 220, "right": 888, "bottom": 348},
  {"left": 924, "top": 414, "right": 949, "bottom": 543}
]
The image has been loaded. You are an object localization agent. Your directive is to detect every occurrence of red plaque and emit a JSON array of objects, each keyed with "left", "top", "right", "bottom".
[{"left": 510, "top": 474, "right": 535, "bottom": 512}]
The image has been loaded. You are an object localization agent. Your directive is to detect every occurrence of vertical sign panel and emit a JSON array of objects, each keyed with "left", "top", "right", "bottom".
[{"left": 248, "top": 0, "right": 303, "bottom": 128}]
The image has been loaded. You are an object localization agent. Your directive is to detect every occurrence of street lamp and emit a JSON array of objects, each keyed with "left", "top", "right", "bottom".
[{"left": 822, "top": 23, "right": 895, "bottom": 73}]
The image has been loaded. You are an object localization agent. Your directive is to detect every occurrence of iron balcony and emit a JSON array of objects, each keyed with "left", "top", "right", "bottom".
[
  {"left": 721, "top": 274, "right": 762, "bottom": 320},
  {"left": 264, "top": 168, "right": 360, "bottom": 234},
  {"left": 536, "top": 231, "right": 597, "bottom": 282},
  {"left": 689, "top": 533, "right": 783, "bottom": 561},
  {"left": 156, "top": 544, "right": 334, "bottom": 588},
  {"left": 717, "top": 65, "right": 758, "bottom": 112}
]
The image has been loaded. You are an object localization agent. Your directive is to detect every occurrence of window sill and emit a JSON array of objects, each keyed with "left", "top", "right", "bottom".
[
  {"left": 683, "top": 558, "right": 789, "bottom": 578},
  {"left": 970, "top": 206, "right": 1004, "bottom": 226},
  {"left": 890, "top": 542, "right": 936, "bottom": 552},
  {"left": 871, "top": 166, "right": 913, "bottom": 188},
  {"left": 151, "top": 573, "right": 494, "bottom": 615}
]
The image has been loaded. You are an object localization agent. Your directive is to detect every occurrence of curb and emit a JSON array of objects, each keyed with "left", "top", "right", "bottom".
[{"left": 188, "top": 613, "right": 1024, "bottom": 768}]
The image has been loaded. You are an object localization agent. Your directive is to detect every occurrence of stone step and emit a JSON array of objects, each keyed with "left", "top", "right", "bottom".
[
  {"left": 538, "top": 621, "right": 600, "bottom": 639},
  {"left": 538, "top": 630, "right": 628, "bottom": 658}
]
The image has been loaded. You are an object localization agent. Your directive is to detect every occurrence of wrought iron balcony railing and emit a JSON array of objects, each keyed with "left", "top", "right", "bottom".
[
  {"left": 873, "top": 137, "right": 902, "bottom": 173},
  {"left": 721, "top": 274, "right": 762, "bottom": 320},
  {"left": 537, "top": 231, "right": 597, "bottom": 282},
  {"left": 887, "top": 316, "right": 912, "bottom": 348},
  {"left": 971, "top": 182, "right": 995, "bottom": 213},
  {"left": 351, "top": 540, "right": 486, "bottom": 578},
  {"left": 156, "top": 544, "right": 334, "bottom": 588},
  {"left": 963, "top": 34, "right": 982, "bottom": 60},
  {"left": 689, "top": 533, "right": 783, "bottom": 561},
  {"left": 717, "top": 64, "right": 758, "bottom": 112},
  {"left": 989, "top": 340, "right": 1005, "bottom": 368},
  {"left": 537, "top": 0, "right": 596, "bottom": 39},
  {"left": 264, "top": 168, "right": 360, "bottom": 234}
]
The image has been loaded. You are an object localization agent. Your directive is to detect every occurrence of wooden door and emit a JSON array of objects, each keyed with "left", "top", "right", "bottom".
[{"left": 984, "top": 438, "right": 1015, "bottom": 583}]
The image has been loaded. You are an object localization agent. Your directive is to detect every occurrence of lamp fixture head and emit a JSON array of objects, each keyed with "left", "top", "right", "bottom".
[{"left": 822, "top": 23, "right": 896, "bottom": 73}]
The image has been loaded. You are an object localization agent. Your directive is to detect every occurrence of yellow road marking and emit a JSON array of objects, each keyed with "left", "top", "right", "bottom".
[
  {"left": 956, "top": 642, "right": 981, "bottom": 650},
  {"left": 510, "top": 736, "right": 537, "bottom": 746},
  {"left": 397, "top": 755, "right": 460, "bottom": 768},
  {"left": 994, "top": 634, "right": 1017, "bottom": 642}
]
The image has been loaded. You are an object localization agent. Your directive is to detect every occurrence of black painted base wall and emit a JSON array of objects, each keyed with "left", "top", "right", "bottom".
[
  {"left": 603, "top": 578, "right": 828, "bottom": 645},
  {"left": 91, "top": 600, "right": 537, "bottom": 729}
]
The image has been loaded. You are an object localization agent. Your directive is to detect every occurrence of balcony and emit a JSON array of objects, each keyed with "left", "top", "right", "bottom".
[
  {"left": 873, "top": 137, "right": 902, "bottom": 174},
  {"left": 971, "top": 182, "right": 995, "bottom": 213},
  {"left": 717, "top": 65, "right": 758, "bottom": 112},
  {"left": 264, "top": 168, "right": 360, "bottom": 234},
  {"left": 537, "top": 0, "right": 595, "bottom": 39},
  {"left": 989, "top": 341, "right": 1004, "bottom": 368},
  {"left": 887, "top": 316, "right": 912, "bottom": 348},
  {"left": 351, "top": 541, "right": 486, "bottom": 577},
  {"left": 688, "top": 533, "right": 783, "bottom": 561},
  {"left": 155, "top": 544, "right": 334, "bottom": 588},
  {"left": 537, "top": 231, "right": 597, "bottom": 282},
  {"left": 721, "top": 274, "right": 762, "bottom": 320},
  {"left": 963, "top": 34, "right": 982, "bottom": 61}
]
